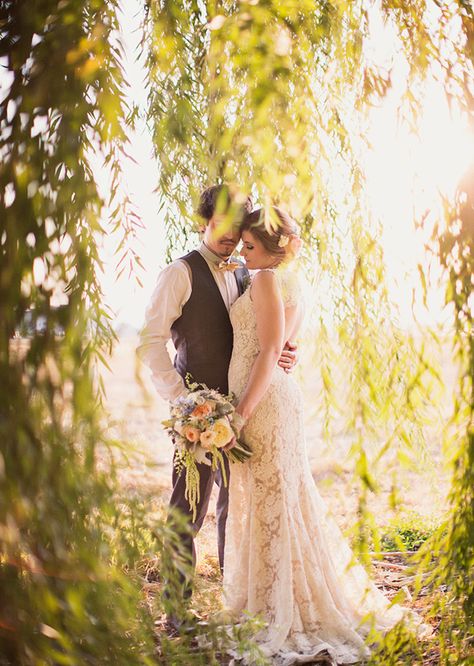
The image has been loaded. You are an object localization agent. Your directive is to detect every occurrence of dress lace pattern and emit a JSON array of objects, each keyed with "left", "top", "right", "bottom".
[{"left": 223, "top": 269, "right": 429, "bottom": 665}]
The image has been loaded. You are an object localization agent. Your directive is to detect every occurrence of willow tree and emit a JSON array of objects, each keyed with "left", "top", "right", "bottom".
[
  {"left": 1, "top": 0, "right": 473, "bottom": 663},
  {"left": 0, "top": 1, "right": 261, "bottom": 662},
  {"left": 143, "top": 0, "right": 474, "bottom": 662},
  {"left": 0, "top": 1, "right": 158, "bottom": 663}
]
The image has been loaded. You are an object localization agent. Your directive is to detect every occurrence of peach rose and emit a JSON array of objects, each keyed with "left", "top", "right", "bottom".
[
  {"left": 182, "top": 425, "right": 200, "bottom": 443},
  {"left": 200, "top": 430, "right": 217, "bottom": 450}
]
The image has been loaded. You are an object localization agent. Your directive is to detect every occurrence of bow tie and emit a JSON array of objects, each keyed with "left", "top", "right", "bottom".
[{"left": 216, "top": 260, "right": 241, "bottom": 272}]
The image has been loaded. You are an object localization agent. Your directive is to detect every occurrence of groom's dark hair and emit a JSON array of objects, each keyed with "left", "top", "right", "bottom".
[{"left": 197, "top": 184, "right": 253, "bottom": 223}]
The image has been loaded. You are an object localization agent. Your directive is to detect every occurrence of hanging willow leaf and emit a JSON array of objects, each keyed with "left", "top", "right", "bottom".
[{"left": 142, "top": 0, "right": 474, "bottom": 660}]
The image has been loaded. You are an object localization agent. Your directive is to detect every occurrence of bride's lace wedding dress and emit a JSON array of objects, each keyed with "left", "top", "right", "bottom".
[{"left": 223, "top": 268, "right": 430, "bottom": 665}]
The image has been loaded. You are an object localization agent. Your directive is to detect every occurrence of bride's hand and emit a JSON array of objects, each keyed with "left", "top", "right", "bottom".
[
  {"left": 223, "top": 435, "right": 237, "bottom": 452},
  {"left": 278, "top": 340, "right": 298, "bottom": 373},
  {"left": 234, "top": 407, "right": 248, "bottom": 431},
  {"left": 223, "top": 409, "right": 247, "bottom": 452}
]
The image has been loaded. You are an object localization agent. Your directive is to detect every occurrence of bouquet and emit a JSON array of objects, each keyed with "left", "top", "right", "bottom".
[{"left": 162, "top": 381, "right": 252, "bottom": 520}]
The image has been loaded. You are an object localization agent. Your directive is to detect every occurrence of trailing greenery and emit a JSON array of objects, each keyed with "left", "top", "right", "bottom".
[
  {"left": 0, "top": 1, "right": 156, "bottom": 663},
  {"left": 1, "top": 0, "right": 473, "bottom": 663},
  {"left": 142, "top": 0, "right": 474, "bottom": 662},
  {"left": 0, "top": 3, "right": 261, "bottom": 664},
  {"left": 413, "top": 162, "right": 474, "bottom": 664}
]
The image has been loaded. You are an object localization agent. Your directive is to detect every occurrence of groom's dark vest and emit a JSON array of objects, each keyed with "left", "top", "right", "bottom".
[{"left": 170, "top": 250, "right": 248, "bottom": 395}]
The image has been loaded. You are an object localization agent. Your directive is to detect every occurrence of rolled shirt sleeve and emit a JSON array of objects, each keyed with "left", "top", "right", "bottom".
[{"left": 136, "top": 261, "right": 191, "bottom": 402}]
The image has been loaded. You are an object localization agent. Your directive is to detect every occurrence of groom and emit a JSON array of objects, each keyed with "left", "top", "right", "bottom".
[{"left": 137, "top": 184, "right": 296, "bottom": 604}]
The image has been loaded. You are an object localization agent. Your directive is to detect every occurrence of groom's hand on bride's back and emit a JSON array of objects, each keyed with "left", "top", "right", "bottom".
[{"left": 278, "top": 341, "right": 298, "bottom": 373}]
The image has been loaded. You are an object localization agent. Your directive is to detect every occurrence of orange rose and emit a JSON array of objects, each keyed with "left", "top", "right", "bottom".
[{"left": 191, "top": 401, "right": 213, "bottom": 418}]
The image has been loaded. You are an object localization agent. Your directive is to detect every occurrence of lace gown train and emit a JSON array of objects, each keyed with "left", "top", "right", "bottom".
[{"left": 223, "top": 270, "right": 428, "bottom": 665}]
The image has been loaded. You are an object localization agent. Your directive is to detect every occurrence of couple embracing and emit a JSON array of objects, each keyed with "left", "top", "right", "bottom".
[{"left": 138, "top": 184, "right": 430, "bottom": 665}]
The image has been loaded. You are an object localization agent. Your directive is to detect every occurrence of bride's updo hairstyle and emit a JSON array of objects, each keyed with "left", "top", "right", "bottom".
[{"left": 241, "top": 206, "right": 302, "bottom": 265}]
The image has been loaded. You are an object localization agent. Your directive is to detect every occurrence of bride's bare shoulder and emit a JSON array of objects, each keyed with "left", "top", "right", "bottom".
[
  {"left": 248, "top": 270, "right": 281, "bottom": 306},
  {"left": 253, "top": 268, "right": 277, "bottom": 281},
  {"left": 250, "top": 269, "right": 279, "bottom": 292}
]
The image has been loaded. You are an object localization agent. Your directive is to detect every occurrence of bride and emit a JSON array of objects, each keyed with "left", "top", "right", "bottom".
[{"left": 223, "top": 206, "right": 431, "bottom": 665}]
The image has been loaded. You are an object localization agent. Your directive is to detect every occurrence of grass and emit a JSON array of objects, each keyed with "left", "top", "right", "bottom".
[
  {"left": 380, "top": 511, "right": 442, "bottom": 553},
  {"left": 128, "top": 506, "right": 448, "bottom": 665}
]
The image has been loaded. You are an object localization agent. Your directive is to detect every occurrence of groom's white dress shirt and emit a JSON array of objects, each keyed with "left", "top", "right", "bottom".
[{"left": 137, "top": 242, "right": 240, "bottom": 403}]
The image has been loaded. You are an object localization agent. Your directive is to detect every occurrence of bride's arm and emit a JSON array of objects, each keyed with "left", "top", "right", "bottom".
[{"left": 235, "top": 271, "right": 285, "bottom": 422}]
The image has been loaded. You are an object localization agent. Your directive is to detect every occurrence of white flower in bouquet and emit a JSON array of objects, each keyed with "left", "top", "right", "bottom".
[{"left": 174, "top": 420, "right": 187, "bottom": 436}]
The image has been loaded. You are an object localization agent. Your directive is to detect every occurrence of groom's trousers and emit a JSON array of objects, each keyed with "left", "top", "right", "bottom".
[{"left": 165, "top": 451, "right": 230, "bottom": 601}]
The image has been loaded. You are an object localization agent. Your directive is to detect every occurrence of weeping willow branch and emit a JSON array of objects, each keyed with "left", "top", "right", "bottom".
[
  {"left": 0, "top": 1, "right": 156, "bottom": 662},
  {"left": 142, "top": 0, "right": 474, "bottom": 661},
  {"left": 413, "top": 162, "right": 474, "bottom": 664}
]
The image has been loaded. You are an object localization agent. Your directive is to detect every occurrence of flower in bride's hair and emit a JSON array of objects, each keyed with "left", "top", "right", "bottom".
[
  {"left": 278, "top": 234, "right": 290, "bottom": 248},
  {"left": 200, "top": 429, "right": 217, "bottom": 449},
  {"left": 289, "top": 235, "right": 302, "bottom": 255}
]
